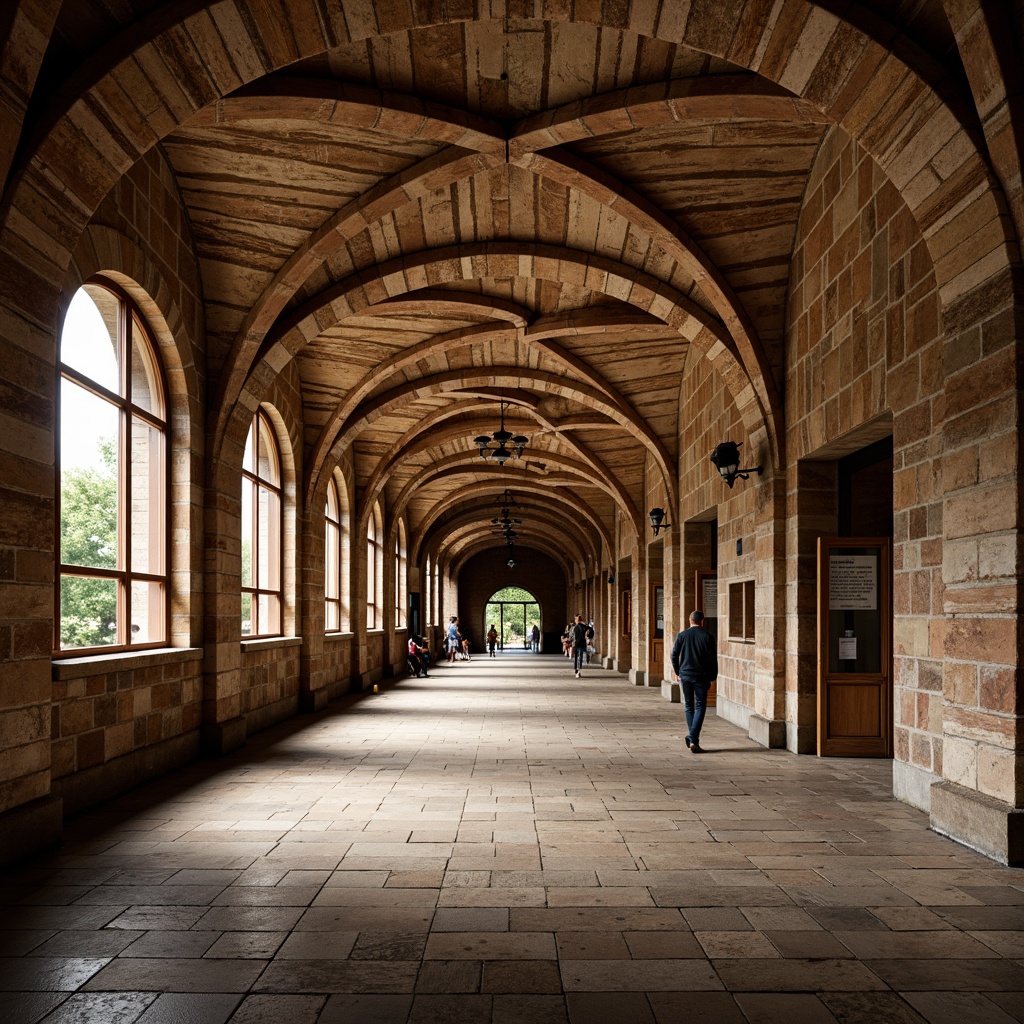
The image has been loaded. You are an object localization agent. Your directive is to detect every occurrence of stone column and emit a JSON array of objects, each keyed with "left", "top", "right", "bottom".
[
  {"left": 0, "top": 290, "right": 62, "bottom": 865},
  {"left": 201, "top": 446, "right": 246, "bottom": 755},
  {"left": 298, "top": 501, "right": 328, "bottom": 713},
  {"left": 748, "top": 472, "right": 788, "bottom": 749},
  {"left": 661, "top": 522, "right": 682, "bottom": 703},
  {"left": 931, "top": 302, "right": 1024, "bottom": 864},
  {"left": 630, "top": 543, "right": 648, "bottom": 686}
]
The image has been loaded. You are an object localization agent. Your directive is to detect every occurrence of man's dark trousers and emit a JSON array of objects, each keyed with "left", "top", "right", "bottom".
[{"left": 679, "top": 676, "right": 711, "bottom": 747}]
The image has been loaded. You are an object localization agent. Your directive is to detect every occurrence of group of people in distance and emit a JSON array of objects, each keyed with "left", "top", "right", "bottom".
[
  {"left": 562, "top": 615, "right": 595, "bottom": 678},
  {"left": 406, "top": 633, "right": 430, "bottom": 677},
  {"left": 445, "top": 616, "right": 473, "bottom": 662},
  {"left": 556, "top": 608, "right": 717, "bottom": 753},
  {"left": 417, "top": 606, "right": 716, "bottom": 755},
  {"left": 483, "top": 623, "right": 540, "bottom": 656}
]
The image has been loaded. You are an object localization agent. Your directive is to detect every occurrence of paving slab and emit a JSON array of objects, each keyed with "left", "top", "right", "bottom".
[{"left": 1, "top": 656, "right": 1023, "bottom": 1019}]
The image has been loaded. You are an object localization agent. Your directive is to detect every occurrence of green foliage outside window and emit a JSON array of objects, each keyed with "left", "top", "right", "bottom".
[
  {"left": 489, "top": 585, "right": 536, "bottom": 603},
  {"left": 59, "top": 439, "right": 117, "bottom": 648},
  {"left": 485, "top": 587, "right": 540, "bottom": 647}
]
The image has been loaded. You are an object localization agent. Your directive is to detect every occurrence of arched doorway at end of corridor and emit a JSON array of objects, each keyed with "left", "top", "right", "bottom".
[{"left": 484, "top": 586, "right": 541, "bottom": 652}]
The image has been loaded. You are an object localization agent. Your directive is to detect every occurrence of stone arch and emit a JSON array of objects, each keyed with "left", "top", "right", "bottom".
[
  {"left": 440, "top": 514, "right": 586, "bottom": 571},
  {"left": 4, "top": 2, "right": 1012, "bottom": 348},
  {"left": 239, "top": 242, "right": 725, "bottom": 501},
  {"left": 304, "top": 302, "right": 673, "bottom": 501},
  {"left": 410, "top": 479, "right": 613, "bottom": 567}
]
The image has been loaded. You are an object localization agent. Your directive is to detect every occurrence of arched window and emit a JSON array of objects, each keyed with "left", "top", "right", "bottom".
[
  {"left": 241, "top": 409, "right": 282, "bottom": 637},
  {"left": 424, "top": 554, "right": 432, "bottom": 626},
  {"left": 57, "top": 280, "right": 168, "bottom": 652},
  {"left": 325, "top": 478, "right": 341, "bottom": 632},
  {"left": 325, "top": 473, "right": 350, "bottom": 632},
  {"left": 367, "top": 503, "right": 382, "bottom": 629},
  {"left": 395, "top": 520, "right": 407, "bottom": 627}
]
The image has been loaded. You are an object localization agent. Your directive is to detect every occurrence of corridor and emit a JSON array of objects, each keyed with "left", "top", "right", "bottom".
[{"left": 2, "top": 658, "right": 1023, "bottom": 1024}]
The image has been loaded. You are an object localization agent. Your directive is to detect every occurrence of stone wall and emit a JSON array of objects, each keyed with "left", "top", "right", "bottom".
[
  {"left": 51, "top": 649, "right": 202, "bottom": 815},
  {"left": 322, "top": 633, "right": 354, "bottom": 700},
  {"left": 677, "top": 340, "right": 760, "bottom": 729},
  {"left": 786, "top": 128, "right": 945, "bottom": 803},
  {"left": 40, "top": 146, "right": 207, "bottom": 818}
]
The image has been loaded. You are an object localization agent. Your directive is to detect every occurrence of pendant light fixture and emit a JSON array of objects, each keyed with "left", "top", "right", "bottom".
[{"left": 473, "top": 401, "right": 529, "bottom": 466}]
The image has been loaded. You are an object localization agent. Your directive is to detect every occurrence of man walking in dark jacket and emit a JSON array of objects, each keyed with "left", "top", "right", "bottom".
[{"left": 670, "top": 610, "right": 718, "bottom": 753}]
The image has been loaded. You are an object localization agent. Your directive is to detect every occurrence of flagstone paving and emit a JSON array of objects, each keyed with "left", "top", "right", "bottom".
[{"left": 2, "top": 654, "right": 1023, "bottom": 1023}]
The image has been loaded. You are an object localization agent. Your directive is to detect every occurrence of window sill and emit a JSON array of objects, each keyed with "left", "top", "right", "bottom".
[
  {"left": 366, "top": 628, "right": 385, "bottom": 636},
  {"left": 53, "top": 646, "right": 203, "bottom": 681},
  {"left": 325, "top": 631, "right": 355, "bottom": 642},
  {"left": 241, "top": 636, "right": 302, "bottom": 653}
]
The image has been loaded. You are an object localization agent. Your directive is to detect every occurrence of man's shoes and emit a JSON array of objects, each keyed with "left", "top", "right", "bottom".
[
  {"left": 685, "top": 738, "right": 691, "bottom": 750},
  {"left": 690, "top": 743, "right": 703, "bottom": 754},
  {"left": 575, "top": 672, "right": 580, "bottom": 678}
]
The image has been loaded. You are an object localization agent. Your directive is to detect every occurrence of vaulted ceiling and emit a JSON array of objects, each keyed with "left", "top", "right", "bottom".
[{"left": 25, "top": 0, "right": 970, "bottom": 572}]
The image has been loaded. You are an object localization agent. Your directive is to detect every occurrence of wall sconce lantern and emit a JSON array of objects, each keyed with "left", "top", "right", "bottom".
[
  {"left": 710, "top": 440, "right": 763, "bottom": 488},
  {"left": 649, "top": 507, "right": 670, "bottom": 536},
  {"left": 607, "top": 571, "right": 616, "bottom": 585}
]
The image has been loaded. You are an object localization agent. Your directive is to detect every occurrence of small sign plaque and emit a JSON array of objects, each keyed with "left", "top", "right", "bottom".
[{"left": 829, "top": 555, "right": 877, "bottom": 610}]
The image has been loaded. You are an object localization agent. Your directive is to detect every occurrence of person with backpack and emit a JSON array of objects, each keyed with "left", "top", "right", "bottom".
[
  {"left": 487, "top": 624, "right": 498, "bottom": 657},
  {"left": 569, "top": 614, "right": 588, "bottom": 678}
]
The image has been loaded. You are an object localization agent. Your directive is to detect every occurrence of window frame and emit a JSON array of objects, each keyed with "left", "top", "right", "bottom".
[
  {"left": 367, "top": 505, "right": 382, "bottom": 629},
  {"left": 395, "top": 519, "right": 407, "bottom": 628},
  {"left": 55, "top": 278, "right": 170, "bottom": 657},
  {"left": 241, "top": 408, "right": 284, "bottom": 639},
  {"left": 325, "top": 477, "right": 342, "bottom": 633},
  {"left": 727, "top": 579, "right": 756, "bottom": 642}
]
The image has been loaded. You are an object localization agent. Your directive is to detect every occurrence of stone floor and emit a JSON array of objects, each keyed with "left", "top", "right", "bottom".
[{"left": 2, "top": 654, "right": 1023, "bottom": 1024}]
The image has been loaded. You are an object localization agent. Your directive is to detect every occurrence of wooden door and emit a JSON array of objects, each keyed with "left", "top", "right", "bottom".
[
  {"left": 817, "top": 538, "right": 892, "bottom": 757},
  {"left": 650, "top": 584, "right": 664, "bottom": 682},
  {"left": 695, "top": 569, "right": 718, "bottom": 707}
]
